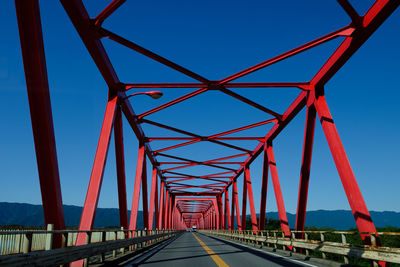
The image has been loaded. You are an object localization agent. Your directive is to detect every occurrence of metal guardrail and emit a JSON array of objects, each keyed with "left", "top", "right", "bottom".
[
  {"left": 201, "top": 230, "right": 400, "bottom": 265},
  {"left": 0, "top": 225, "right": 180, "bottom": 266}
]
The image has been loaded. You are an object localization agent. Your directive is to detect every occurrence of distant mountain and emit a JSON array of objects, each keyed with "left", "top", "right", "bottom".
[
  {"left": 264, "top": 210, "right": 400, "bottom": 230},
  {"left": 0, "top": 202, "right": 143, "bottom": 228},
  {"left": 0, "top": 202, "right": 399, "bottom": 230}
]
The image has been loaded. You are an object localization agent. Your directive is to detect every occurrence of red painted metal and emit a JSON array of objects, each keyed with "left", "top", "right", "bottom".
[
  {"left": 149, "top": 167, "right": 159, "bottom": 230},
  {"left": 314, "top": 93, "right": 377, "bottom": 242},
  {"left": 232, "top": 180, "right": 241, "bottom": 230},
  {"left": 93, "top": 0, "right": 126, "bottom": 27},
  {"left": 295, "top": 104, "right": 316, "bottom": 234},
  {"left": 75, "top": 97, "right": 117, "bottom": 247},
  {"left": 114, "top": 106, "right": 128, "bottom": 229},
  {"left": 141, "top": 157, "right": 149, "bottom": 229},
  {"left": 225, "top": 191, "right": 231, "bottom": 230},
  {"left": 241, "top": 172, "right": 247, "bottom": 230},
  {"left": 158, "top": 180, "right": 165, "bottom": 229},
  {"left": 17, "top": 2, "right": 399, "bottom": 264},
  {"left": 129, "top": 143, "right": 145, "bottom": 231},
  {"left": 15, "top": 0, "right": 66, "bottom": 247},
  {"left": 125, "top": 82, "right": 309, "bottom": 89},
  {"left": 259, "top": 144, "right": 269, "bottom": 230},
  {"left": 266, "top": 143, "right": 290, "bottom": 236},
  {"left": 244, "top": 167, "right": 258, "bottom": 231}
]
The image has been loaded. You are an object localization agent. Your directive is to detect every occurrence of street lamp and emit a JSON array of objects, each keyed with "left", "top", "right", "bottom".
[{"left": 125, "top": 90, "right": 163, "bottom": 99}]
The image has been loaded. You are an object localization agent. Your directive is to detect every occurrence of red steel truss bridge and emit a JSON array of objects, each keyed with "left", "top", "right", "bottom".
[{"left": 5, "top": 0, "right": 400, "bottom": 266}]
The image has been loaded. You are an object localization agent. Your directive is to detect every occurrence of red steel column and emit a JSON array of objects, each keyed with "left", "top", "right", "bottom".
[
  {"left": 169, "top": 196, "right": 175, "bottom": 229},
  {"left": 241, "top": 170, "right": 248, "bottom": 230},
  {"left": 212, "top": 199, "right": 220, "bottom": 230},
  {"left": 218, "top": 195, "right": 224, "bottom": 229},
  {"left": 75, "top": 96, "right": 117, "bottom": 247},
  {"left": 295, "top": 104, "right": 316, "bottom": 234},
  {"left": 266, "top": 142, "right": 290, "bottom": 236},
  {"left": 232, "top": 180, "right": 241, "bottom": 230},
  {"left": 314, "top": 93, "right": 377, "bottom": 241},
  {"left": 141, "top": 158, "right": 149, "bottom": 229},
  {"left": 245, "top": 166, "right": 258, "bottom": 231},
  {"left": 259, "top": 144, "right": 269, "bottom": 230},
  {"left": 149, "top": 167, "right": 158, "bottom": 230},
  {"left": 158, "top": 180, "right": 165, "bottom": 229},
  {"left": 165, "top": 191, "right": 170, "bottom": 229},
  {"left": 129, "top": 143, "right": 145, "bottom": 231},
  {"left": 15, "top": 0, "right": 66, "bottom": 247},
  {"left": 225, "top": 191, "right": 231, "bottom": 229},
  {"left": 114, "top": 105, "right": 128, "bottom": 229}
]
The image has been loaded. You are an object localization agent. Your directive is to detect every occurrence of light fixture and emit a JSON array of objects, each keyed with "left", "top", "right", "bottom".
[{"left": 125, "top": 90, "right": 163, "bottom": 100}]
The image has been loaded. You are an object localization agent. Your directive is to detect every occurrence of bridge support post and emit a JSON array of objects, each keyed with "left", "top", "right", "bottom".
[
  {"left": 241, "top": 169, "right": 248, "bottom": 230},
  {"left": 142, "top": 158, "right": 149, "bottom": 229},
  {"left": 114, "top": 105, "right": 129, "bottom": 230},
  {"left": 217, "top": 195, "right": 224, "bottom": 229},
  {"left": 164, "top": 190, "right": 170, "bottom": 229},
  {"left": 314, "top": 93, "right": 377, "bottom": 243},
  {"left": 232, "top": 180, "right": 241, "bottom": 230},
  {"left": 225, "top": 190, "right": 231, "bottom": 229},
  {"left": 245, "top": 166, "right": 258, "bottom": 231},
  {"left": 266, "top": 142, "right": 290, "bottom": 237},
  {"left": 149, "top": 167, "right": 159, "bottom": 230},
  {"left": 129, "top": 143, "right": 147, "bottom": 232},
  {"left": 295, "top": 103, "right": 316, "bottom": 236},
  {"left": 212, "top": 198, "right": 220, "bottom": 229},
  {"left": 158, "top": 180, "right": 165, "bottom": 229},
  {"left": 15, "top": 0, "right": 66, "bottom": 247},
  {"left": 74, "top": 96, "right": 117, "bottom": 250},
  {"left": 259, "top": 144, "right": 269, "bottom": 230}
]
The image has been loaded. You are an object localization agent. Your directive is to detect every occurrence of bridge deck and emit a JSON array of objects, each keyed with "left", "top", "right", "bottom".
[{"left": 131, "top": 232, "right": 325, "bottom": 267}]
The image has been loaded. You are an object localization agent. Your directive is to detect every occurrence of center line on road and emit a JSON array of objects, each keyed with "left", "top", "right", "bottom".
[{"left": 192, "top": 233, "right": 229, "bottom": 267}]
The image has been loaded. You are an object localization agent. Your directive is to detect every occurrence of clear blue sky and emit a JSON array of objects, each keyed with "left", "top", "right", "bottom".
[{"left": 0, "top": 0, "right": 399, "bottom": 216}]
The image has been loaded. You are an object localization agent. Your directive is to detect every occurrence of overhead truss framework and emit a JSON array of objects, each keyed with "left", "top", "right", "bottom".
[{"left": 15, "top": 0, "right": 399, "bottom": 263}]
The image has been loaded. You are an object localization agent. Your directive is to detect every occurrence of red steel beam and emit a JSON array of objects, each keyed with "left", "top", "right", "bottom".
[
  {"left": 100, "top": 28, "right": 209, "bottom": 83},
  {"left": 141, "top": 158, "right": 149, "bottom": 229},
  {"left": 295, "top": 104, "right": 316, "bottom": 234},
  {"left": 241, "top": 170, "right": 248, "bottom": 230},
  {"left": 129, "top": 143, "right": 145, "bottom": 231},
  {"left": 60, "top": 0, "right": 119, "bottom": 89},
  {"left": 15, "top": 0, "right": 66, "bottom": 247},
  {"left": 314, "top": 93, "right": 377, "bottom": 242},
  {"left": 226, "top": 91, "right": 308, "bottom": 189},
  {"left": 244, "top": 166, "right": 258, "bottom": 231},
  {"left": 337, "top": 0, "right": 362, "bottom": 27},
  {"left": 93, "top": 0, "right": 127, "bottom": 27},
  {"left": 114, "top": 105, "right": 128, "bottom": 229},
  {"left": 158, "top": 180, "right": 165, "bottom": 229},
  {"left": 258, "top": 145, "right": 269, "bottom": 230},
  {"left": 138, "top": 88, "right": 208, "bottom": 119},
  {"left": 310, "top": 0, "right": 399, "bottom": 88},
  {"left": 142, "top": 119, "right": 252, "bottom": 154},
  {"left": 164, "top": 190, "right": 170, "bottom": 229},
  {"left": 149, "top": 137, "right": 264, "bottom": 141},
  {"left": 219, "top": 87, "right": 282, "bottom": 119},
  {"left": 225, "top": 190, "right": 231, "bottom": 229},
  {"left": 219, "top": 26, "right": 354, "bottom": 84},
  {"left": 125, "top": 82, "right": 309, "bottom": 89},
  {"left": 74, "top": 97, "right": 117, "bottom": 248},
  {"left": 266, "top": 142, "right": 290, "bottom": 236}
]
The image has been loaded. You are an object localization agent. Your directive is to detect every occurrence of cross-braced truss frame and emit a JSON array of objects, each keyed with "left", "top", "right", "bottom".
[{"left": 15, "top": 1, "right": 399, "bottom": 263}]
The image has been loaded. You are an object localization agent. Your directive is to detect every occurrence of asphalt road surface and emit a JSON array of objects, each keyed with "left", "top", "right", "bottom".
[{"left": 134, "top": 232, "right": 322, "bottom": 267}]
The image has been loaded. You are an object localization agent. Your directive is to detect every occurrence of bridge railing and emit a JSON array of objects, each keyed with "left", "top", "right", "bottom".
[
  {"left": 201, "top": 230, "right": 400, "bottom": 265},
  {"left": 0, "top": 225, "right": 179, "bottom": 266}
]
